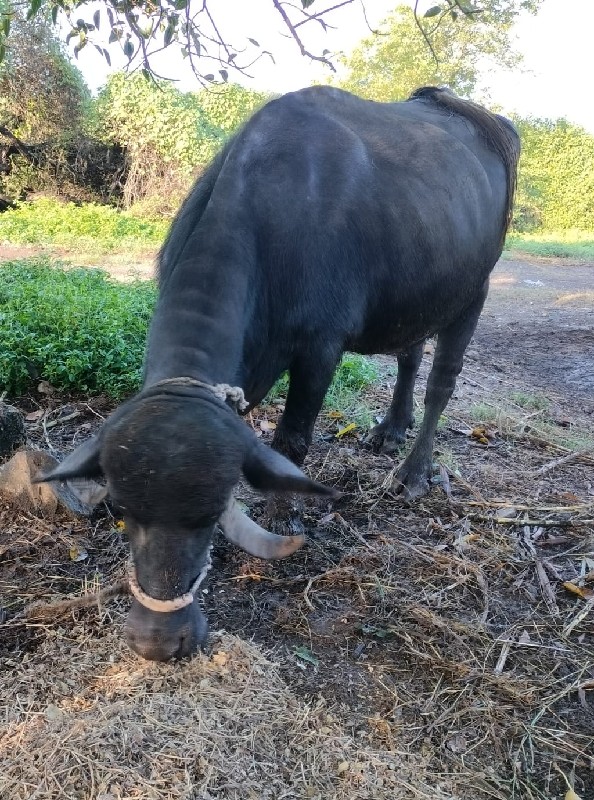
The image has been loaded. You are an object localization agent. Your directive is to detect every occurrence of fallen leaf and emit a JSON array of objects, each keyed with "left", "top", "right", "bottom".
[
  {"left": 565, "top": 790, "right": 582, "bottom": 800},
  {"left": 37, "top": 380, "right": 55, "bottom": 395},
  {"left": 25, "top": 409, "right": 44, "bottom": 421},
  {"left": 335, "top": 422, "right": 357, "bottom": 439},
  {"left": 518, "top": 629, "right": 531, "bottom": 644},
  {"left": 337, "top": 761, "right": 349, "bottom": 774},
  {"left": 293, "top": 646, "right": 319, "bottom": 666},
  {"left": 69, "top": 546, "right": 88, "bottom": 562},
  {"left": 259, "top": 419, "right": 277, "bottom": 432},
  {"left": 44, "top": 704, "right": 62, "bottom": 721},
  {"left": 563, "top": 582, "right": 594, "bottom": 600},
  {"left": 497, "top": 507, "right": 517, "bottom": 519},
  {"left": 212, "top": 651, "right": 228, "bottom": 666},
  {"left": 446, "top": 733, "right": 467, "bottom": 753},
  {"left": 471, "top": 425, "right": 494, "bottom": 445},
  {"left": 326, "top": 410, "right": 344, "bottom": 419}
]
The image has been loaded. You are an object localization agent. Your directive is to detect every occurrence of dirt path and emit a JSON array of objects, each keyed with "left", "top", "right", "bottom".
[{"left": 476, "top": 257, "right": 594, "bottom": 409}]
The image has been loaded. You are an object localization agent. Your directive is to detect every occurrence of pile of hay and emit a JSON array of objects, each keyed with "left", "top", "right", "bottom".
[{"left": 0, "top": 621, "right": 443, "bottom": 800}]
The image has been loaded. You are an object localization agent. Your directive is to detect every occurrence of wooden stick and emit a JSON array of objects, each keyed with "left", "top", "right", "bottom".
[
  {"left": 535, "top": 447, "right": 594, "bottom": 476},
  {"left": 14, "top": 579, "right": 130, "bottom": 623}
]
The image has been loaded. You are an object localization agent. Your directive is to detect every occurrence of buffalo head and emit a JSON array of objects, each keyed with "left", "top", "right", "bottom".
[{"left": 37, "top": 387, "right": 333, "bottom": 661}]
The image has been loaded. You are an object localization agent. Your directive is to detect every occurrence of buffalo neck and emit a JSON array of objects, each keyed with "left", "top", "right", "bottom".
[{"left": 143, "top": 242, "right": 252, "bottom": 389}]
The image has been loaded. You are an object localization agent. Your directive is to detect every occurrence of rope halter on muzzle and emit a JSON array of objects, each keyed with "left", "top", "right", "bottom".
[{"left": 127, "top": 548, "right": 212, "bottom": 613}]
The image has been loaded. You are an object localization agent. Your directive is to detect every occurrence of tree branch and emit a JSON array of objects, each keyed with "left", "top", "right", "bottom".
[{"left": 271, "top": 0, "right": 336, "bottom": 71}]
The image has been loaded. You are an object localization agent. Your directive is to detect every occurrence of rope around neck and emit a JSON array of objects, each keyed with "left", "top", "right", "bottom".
[
  {"left": 128, "top": 547, "right": 213, "bottom": 613},
  {"left": 151, "top": 377, "right": 249, "bottom": 412}
]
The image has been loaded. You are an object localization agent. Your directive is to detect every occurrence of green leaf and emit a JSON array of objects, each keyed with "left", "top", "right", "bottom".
[
  {"left": 26, "top": 0, "right": 43, "bottom": 20},
  {"left": 424, "top": 5, "right": 442, "bottom": 17},
  {"left": 219, "top": 69, "right": 228, "bottom": 82},
  {"left": 301, "top": 0, "right": 315, "bottom": 8},
  {"left": 164, "top": 24, "right": 174, "bottom": 46},
  {"left": 203, "top": 73, "right": 215, "bottom": 82},
  {"left": 0, "top": 42, "right": 5, "bottom": 63},
  {"left": 2, "top": 15, "right": 11, "bottom": 36},
  {"left": 123, "top": 38, "right": 134, "bottom": 58},
  {"left": 51, "top": 5, "right": 59, "bottom": 24},
  {"left": 293, "top": 646, "right": 319, "bottom": 666},
  {"left": 93, "top": 9, "right": 100, "bottom": 29},
  {"left": 248, "top": 37, "right": 259, "bottom": 47}
]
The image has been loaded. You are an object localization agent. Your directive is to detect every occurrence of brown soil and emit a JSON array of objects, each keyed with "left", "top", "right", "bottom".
[{"left": 1, "top": 256, "right": 593, "bottom": 800}]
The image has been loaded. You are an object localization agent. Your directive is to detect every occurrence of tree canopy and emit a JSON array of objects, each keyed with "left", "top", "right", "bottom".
[
  {"left": 337, "top": 1, "right": 540, "bottom": 102},
  {"left": 0, "top": 11, "right": 89, "bottom": 141},
  {"left": 0, "top": 0, "right": 542, "bottom": 85}
]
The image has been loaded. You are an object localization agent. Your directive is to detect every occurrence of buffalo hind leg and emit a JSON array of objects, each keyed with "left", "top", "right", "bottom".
[
  {"left": 265, "top": 351, "right": 340, "bottom": 534},
  {"left": 366, "top": 342, "right": 424, "bottom": 454},
  {"left": 396, "top": 283, "right": 488, "bottom": 499}
]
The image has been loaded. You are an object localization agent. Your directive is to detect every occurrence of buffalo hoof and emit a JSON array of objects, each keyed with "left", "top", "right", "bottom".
[
  {"left": 365, "top": 422, "right": 409, "bottom": 455},
  {"left": 263, "top": 495, "right": 306, "bottom": 538},
  {"left": 394, "top": 461, "right": 431, "bottom": 500}
]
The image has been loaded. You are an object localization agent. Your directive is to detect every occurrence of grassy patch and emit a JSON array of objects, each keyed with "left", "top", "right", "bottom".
[
  {"left": 1, "top": 258, "right": 380, "bottom": 413},
  {"left": 505, "top": 229, "right": 594, "bottom": 260},
  {"left": 0, "top": 199, "right": 169, "bottom": 257},
  {"left": 268, "top": 355, "right": 380, "bottom": 428},
  {"left": 0, "top": 258, "right": 156, "bottom": 397},
  {"left": 469, "top": 397, "right": 594, "bottom": 453}
]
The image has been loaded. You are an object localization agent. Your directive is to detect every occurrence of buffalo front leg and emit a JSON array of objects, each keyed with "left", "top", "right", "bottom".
[
  {"left": 396, "top": 283, "right": 489, "bottom": 499},
  {"left": 265, "top": 352, "right": 340, "bottom": 534},
  {"left": 366, "top": 342, "right": 424, "bottom": 453}
]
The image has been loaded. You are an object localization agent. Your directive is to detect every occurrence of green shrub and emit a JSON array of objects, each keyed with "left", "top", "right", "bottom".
[
  {"left": 514, "top": 118, "right": 594, "bottom": 232},
  {"left": 0, "top": 258, "right": 156, "bottom": 397},
  {"left": 0, "top": 198, "right": 169, "bottom": 253}
]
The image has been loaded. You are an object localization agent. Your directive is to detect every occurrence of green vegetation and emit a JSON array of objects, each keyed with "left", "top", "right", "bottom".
[
  {"left": 505, "top": 230, "right": 594, "bottom": 260},
  {"left": 269, "top": 355, "right": 380, "bottom": 428},
  {"left": 337, "top": 3, "right": 527, "bottom": 102},
  {"left": 0, "top": 258, "right": 380, "bottom": 415},
  {"left": 513, "top": 118, "right": 594, "bottom": 232},
  {"left": 0, "top": 258, "right": 156, "bottom": 397},
  {"left": 91, "top": 76, "right": 268, "bottom": 213},
  {"left": 0, "top": 198, "right": 168, "bottom": 254}
]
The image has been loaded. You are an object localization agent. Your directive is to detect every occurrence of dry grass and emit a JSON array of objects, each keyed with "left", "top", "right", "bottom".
[{"left": 1, "top": 623, "right": 449, "bottom": 800}]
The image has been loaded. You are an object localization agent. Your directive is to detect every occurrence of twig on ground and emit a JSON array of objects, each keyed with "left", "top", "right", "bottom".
[
  {"left": 535, "top": 447, "right": 594, "bottom": 475},
  {"left": 12, "top": 578, "right": 130, "bottom": 623},
  {"left": 563, "top": 596, "right": 594, "bottom": 638}
]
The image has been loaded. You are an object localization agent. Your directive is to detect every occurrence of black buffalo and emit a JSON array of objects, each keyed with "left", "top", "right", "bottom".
[{"left": 40, "top": 86, "right": 520, "bottom": 661}]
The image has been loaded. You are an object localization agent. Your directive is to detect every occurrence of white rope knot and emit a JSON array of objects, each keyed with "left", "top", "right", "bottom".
[
  {"left": 152, "top": 377, "right": 249, "bottom": 412},
  {"left": 128, "top": 548, "right": 213, "bottom": 613}
]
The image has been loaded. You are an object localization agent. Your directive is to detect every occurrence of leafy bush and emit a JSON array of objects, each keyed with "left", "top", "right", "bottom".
[
  {"left": 91, "top": 73, "right": 221, "bottom": 210},
  {"left": 514, "top": 118, "right": 594, "bottom": 232},
  {"left": 0, "top": 258, "right": 156, "bottom": 397},
  {"left": 0, "top": 198, "right": 168, "bottom": 253},
  {"left": 90, "top": 74, "right": 269, "bottom": 212}
]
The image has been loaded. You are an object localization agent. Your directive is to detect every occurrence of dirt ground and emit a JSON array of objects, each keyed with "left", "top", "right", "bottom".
[{"left": 1, "top": 254, "right": 593, "bottom": 799}]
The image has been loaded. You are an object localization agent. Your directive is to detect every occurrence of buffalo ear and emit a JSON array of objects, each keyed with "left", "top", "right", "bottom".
[
  {"left": 33, "top": 434, "right": 103, "bottom": 483},
  {"left": 242, "top": 438, "right": 337, "bottom": 497}
]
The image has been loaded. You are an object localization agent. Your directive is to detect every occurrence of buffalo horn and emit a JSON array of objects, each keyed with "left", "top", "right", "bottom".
[{"left": 219, "top": 500, "right": 305, "bottom": 559}]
